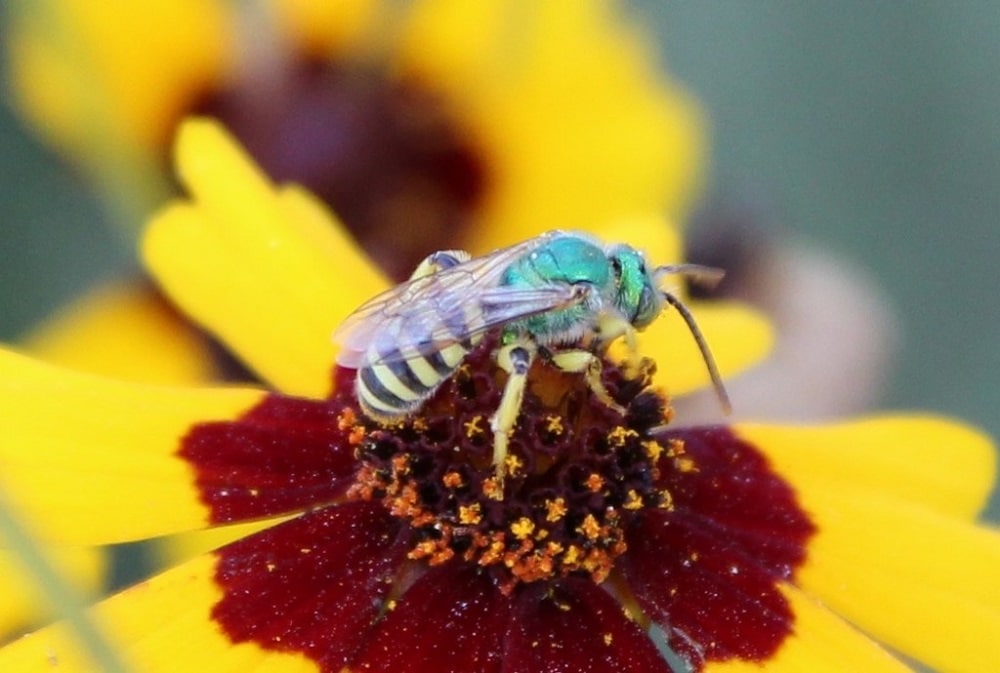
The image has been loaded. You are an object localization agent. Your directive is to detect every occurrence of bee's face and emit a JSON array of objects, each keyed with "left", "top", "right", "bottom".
[{"left": 608, "top": 246, "right": 661, "bottom": 328}]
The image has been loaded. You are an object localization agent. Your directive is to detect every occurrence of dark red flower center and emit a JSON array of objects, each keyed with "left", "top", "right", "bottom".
[
  {"left": 180, "top": 338, "right": 816, "bottom": 672},
  {"left": 190, "top": 57, "right": 488, "bottom": 279},
  {"left": 345, "top": 341, "right": 672, "bottom": 593}
]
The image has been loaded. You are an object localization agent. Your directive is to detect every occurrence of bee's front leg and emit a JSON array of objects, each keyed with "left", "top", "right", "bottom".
[
  {"left": 549, "top": 349, "right": 626, "bottom": 416},
  {"left": 490, "top": 341, "right": 536, "bottom": 497},
  {"left": 596, "top": 315, "right": 640, "bottom": 378}
]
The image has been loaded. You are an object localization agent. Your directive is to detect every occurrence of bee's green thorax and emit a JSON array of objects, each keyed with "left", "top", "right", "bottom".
[
  {"left": 610, "top": 246, "right": 661, "bottom": 328},
  {"left": 499, "top": 235, "right": 611, "bottom": 342}
]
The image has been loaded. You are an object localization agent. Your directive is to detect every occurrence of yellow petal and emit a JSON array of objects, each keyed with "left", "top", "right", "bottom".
[
  {"left": 737, "top": 416, "right": 997, "bottom": 520},
  {"left": 0, "top": 545, "right": 107, "bottom": 638},
  {"left": 796, "top": 491, "right": 1000, "bottom": 673},
  {"left": 153, "top": 518, "right": 290, "bottom": 568},
  {"left": 627, "top": 299, "right": 773, "bottom": 399},
  {"left": 737, "top": 419, "right": 999, "bottom": 673},
  {"left": 707, "top": 584, "right": 914, "bottom": 673},
  {"left": 143, "top": 119, "right": 389, "bottom": 399},
  {"left": 7, "top": 0, "right": 234, "bottom": 156},
  {"left": 0, "top": 347, "right": 264, "bottom": 544},
  {"left": 269, "top": 0, "right": 382, "bottom": 58},
  {"left": 21, "top": 281, "right": 217, "bottom": 386},
  {"left": 397, "top": 0, "right": 704, "bottom": 252},
  {"left": 0, "top": 555, "right": 316, "bottom": 673}
]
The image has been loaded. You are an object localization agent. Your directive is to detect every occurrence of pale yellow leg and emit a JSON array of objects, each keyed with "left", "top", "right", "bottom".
[
  {"left": 409, "top": 249, "right": 471, "bottom": 279},
  {"left": 490, "top": 342, "right": 535, "bottom": 495},
  {"left": 596, "top": 315, "right": 640, "bottom": 378},
  {"left": 549, "top": 349, "right": 626, "bottom": 415}
]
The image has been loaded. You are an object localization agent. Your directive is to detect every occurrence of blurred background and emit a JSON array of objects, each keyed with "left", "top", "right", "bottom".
[{"left": 0, "top": 2, "right": 996, "bottom": 517}]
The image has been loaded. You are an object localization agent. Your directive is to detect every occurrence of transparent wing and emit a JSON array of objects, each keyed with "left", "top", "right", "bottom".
[{"left": 334, "top": 232, "right": 585, "bottom": 367}]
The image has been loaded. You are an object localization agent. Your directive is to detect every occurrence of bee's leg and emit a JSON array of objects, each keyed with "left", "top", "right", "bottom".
[
  {"left": 597, "top": 316, "right": 640, "bottom": 377},
  {"left": 490, "top": 341, "right": 536, "bottom": 494},
  {"left": 408, "top": 249, "right": 471, "bottom": 280},
  {"left": 549, "top": 349, "right": 626, "bottom": 415}
]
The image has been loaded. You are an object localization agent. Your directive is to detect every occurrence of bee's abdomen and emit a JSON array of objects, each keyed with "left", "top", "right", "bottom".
[{"left": 355, "top": 339, "right": 480, "bottom": 420}]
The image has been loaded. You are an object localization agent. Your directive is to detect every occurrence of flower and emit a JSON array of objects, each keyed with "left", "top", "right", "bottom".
[
  {"left": 6, "top": 0, "right": 702, "bottom": 278},
  {"left": 0, "top": 122, "right": 996, "bottom": 673},
  {"left": 5, "top": 0, "right": 706, "bottom": 635}
]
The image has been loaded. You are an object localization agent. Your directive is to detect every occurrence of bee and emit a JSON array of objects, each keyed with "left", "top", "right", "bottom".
[{"left": 334, "top": 230, "right": 729, "bottom": 492}]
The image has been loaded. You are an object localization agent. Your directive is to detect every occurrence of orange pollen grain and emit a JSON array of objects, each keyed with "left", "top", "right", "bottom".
[
  {"left": 642, "top": 439, "right": 664, "bottom": 462},
  {"left": 544, "top": 498, "right": 568, "bottom": 522},
  {"left": 391, "top": 454, "right": 411, "bottom": 475},
  {"left": 675, "top": 456, "right": 698, "bottom": 473},
  {"left": 442, "top": 471, "right": 464, "bottom": 488},
  {"left": 658, "top": 488, "right": 674, "bottom": 510},
  {"left": 349, "top": 426, "right": 366, "bottom": 446},
  {"left": 544, "top": 414, "right": 565, "bottom": 434},
  {"left": 337, "top": 408, "right": 357, "bottom": 430},
  {"left": 607, "top": 426, "right": 638, "bottom": 448},
  {"left": 623, "top": 489, "right": 643, "bottom": 510},
  {"left": 577, "top": 514, "right": 602, "bottom": 540},
  {"left": 504, "top": 454, "right": 524, "bottom": 477},
  {"left": 482, "top": 477, "right": 502, "bottom": 500},
  {"left": 666, "top": 438, "right": 686, "bottom": 457},
  {"left": 459, "top": 503, "right": 483, "bottom": 525},
  {"left": 586, "top": 473, "right": 605, "bottom": 493},
  {"left": 510, "top": 517, "right": 535, "bottom": 539},
  {"left": 463, "top": 415, "right": 486, "bottom": 438},
  {"left": 480, "top": 536, "right": 507, "bottom": 566}
]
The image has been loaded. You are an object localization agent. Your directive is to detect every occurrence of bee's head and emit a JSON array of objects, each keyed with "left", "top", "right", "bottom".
[{"left": 608, "top": 246, "right": 662, "bottom": 328}]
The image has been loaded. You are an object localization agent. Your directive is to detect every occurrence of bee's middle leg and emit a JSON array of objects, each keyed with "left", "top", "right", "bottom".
[
  {"left": 490, "top": 342, "right": 535, "bottom": 496},
  {"left": 549, "top": 349, "right": 626, "bottom": 415}
]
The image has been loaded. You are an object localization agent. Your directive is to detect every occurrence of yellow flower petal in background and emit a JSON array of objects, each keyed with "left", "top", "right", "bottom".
[
  {"left": 22, "top": 281, "right": 217, "bottom": 386},
  {"left": 8, "top": 0, "right": 703, "bottom": 279},
  {"left": 0, "top": 347, "right": 264, "bottom": 545},
  {"left": 0, "top": 554, "right": 315, "bottom": 673},
  {"left": 740, "top": 417, "right": 996, "bottom": 520},
  {"left": 739, "top": 419, "right": 1000, "bottom": 673},
  {"left": 707, "top": 585, "right": 914, "bottom": 673},
  {"left": 395, "top": 0, "right": 703, "bottom": 252},
  {"left": 269, "top": 0, "right": 382, "bottom": 58},
  {"left": 635, "top": 299, "right": 773, "bottom": 402},
  {"left": 143, "top": 119, "right": 388, "bottom": 399},
  {"left": 798, "top": 491, "right": 999, "bottom": 673},
  {"left": 7, "top": 0, "right": 233, "bottom": 160}
]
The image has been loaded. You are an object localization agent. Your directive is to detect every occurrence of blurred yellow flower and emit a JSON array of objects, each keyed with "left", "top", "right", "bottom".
[{"left": 7, "top": 0, "right": 703, "bottom": 277}]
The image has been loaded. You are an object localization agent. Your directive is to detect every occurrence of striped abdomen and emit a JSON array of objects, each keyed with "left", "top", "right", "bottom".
[{"left": 355, "top": 336, "right": 483, "bottom": 421}]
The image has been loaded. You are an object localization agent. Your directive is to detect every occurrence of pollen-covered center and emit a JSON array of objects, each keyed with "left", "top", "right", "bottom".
[{"left": 343, "top": 342, "right": 676, "bottom": 594}]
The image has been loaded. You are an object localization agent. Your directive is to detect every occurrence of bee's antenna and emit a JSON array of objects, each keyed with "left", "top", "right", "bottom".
[
  {"left": 660, "top": 283, "right": 732, "bottom": 415},
  {"left": 654, "top": 263, "right": 726, "bottom": 290}
]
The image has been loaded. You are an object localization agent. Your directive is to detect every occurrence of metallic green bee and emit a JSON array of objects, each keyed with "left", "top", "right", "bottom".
[{"left": 335, "top": 230, "right": 729, "bottom": 490}]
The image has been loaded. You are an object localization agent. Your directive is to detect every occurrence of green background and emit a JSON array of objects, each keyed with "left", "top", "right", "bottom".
[{"left": 0, "top": 3, "right": 997, "bottom": 517}]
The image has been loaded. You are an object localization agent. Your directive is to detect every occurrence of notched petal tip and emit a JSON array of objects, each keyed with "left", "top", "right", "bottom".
[{"left": 145, "top": 121, "right": 389, "bottom": 398}]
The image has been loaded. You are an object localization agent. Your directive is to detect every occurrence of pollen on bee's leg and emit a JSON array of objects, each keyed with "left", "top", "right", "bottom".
[{"left": 342, "top": 342, "right": 676, "bottom": 592}]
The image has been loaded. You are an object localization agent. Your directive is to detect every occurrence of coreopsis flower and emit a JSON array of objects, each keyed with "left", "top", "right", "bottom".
[
  {"left": 6, "top": 0, "right": 702, "bottom": 277},
  {"left": 6, "top": 0, "right": 706, "bottom": 635},
  {"left": 0, "top": 122, "right": 996, "bottom": 673}
]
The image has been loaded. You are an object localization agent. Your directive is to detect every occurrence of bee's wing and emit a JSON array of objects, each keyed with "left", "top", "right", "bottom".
[{"left": 334, "top": 232, "right": 580, "bottom": 367}]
